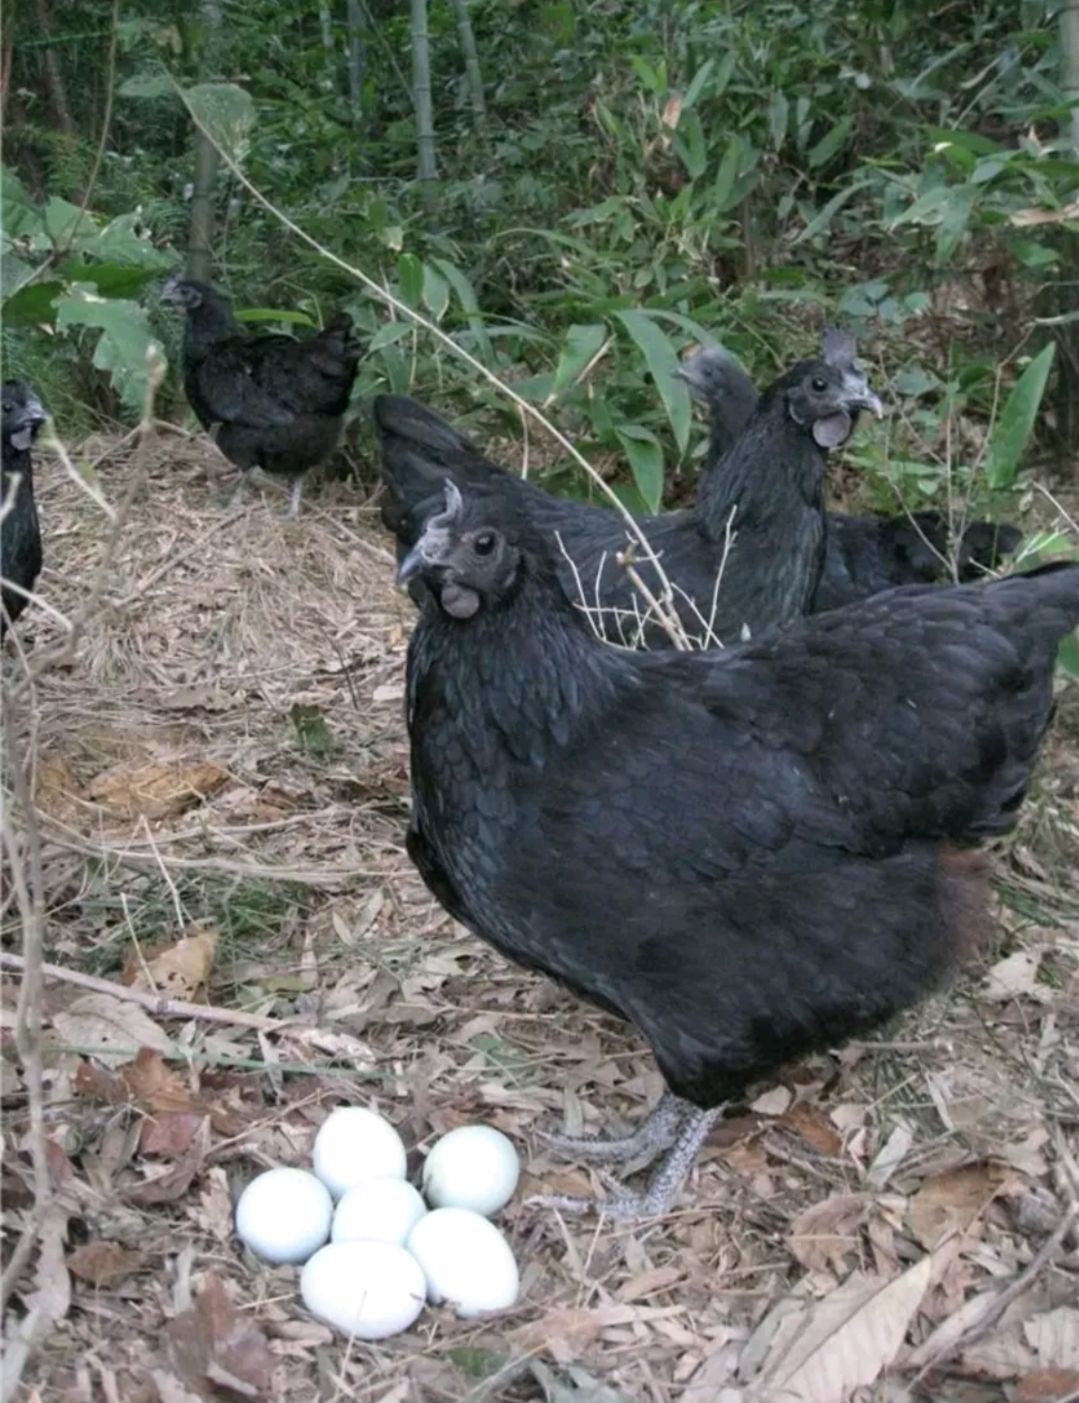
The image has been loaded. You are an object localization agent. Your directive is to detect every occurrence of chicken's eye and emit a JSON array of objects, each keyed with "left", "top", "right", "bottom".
[
  {"left": 811, "top": 376, "right": 828, "bottom": 392},
  {"left": 474, "top": 532, "right": 496, "bottom": 557}
]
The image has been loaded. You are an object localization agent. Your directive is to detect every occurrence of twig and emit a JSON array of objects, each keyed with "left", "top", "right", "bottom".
[
  {"left": 916, "top": 1197, "right": 1079, "bottom": 1381},
  {"left": 2, "top": 951, "right": 317, "bottom": 1034}
]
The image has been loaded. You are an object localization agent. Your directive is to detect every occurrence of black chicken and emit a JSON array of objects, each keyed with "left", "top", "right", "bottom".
[
  {"left": 679, "top": 345, "right": 1022, "bottom": 609},
  {"left": 377, "top": 328, "right": 882, "bottom": 647},
  {"left": 161, "top": 276, "right": 359, "bottom": 516},
  {"left": 2, "top": 380, "right": 47, "bottom": 632},
  {"left": 400, "top": 480, "right": 1079, "bottom": 1218}
]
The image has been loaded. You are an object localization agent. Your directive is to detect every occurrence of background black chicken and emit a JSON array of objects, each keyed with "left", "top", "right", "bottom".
[
  {"left": 400, "top": 481, "right": 1079, "bottom": 1218},
  {"left": 161, "top": 276, "right": 359, "bottom": 516},
  {"left": 378, "top": 328, "right": 882, "bottom": 646},
  {"left": 2, "top": 380, "right": 47, "bottom": 633},
  {"left": 680, "top": 345, "right": 1022, "bottom": 609}
]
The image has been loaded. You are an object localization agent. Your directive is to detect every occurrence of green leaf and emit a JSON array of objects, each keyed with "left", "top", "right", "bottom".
[
  {"left": 1, "top": 165, "right": 40, "bottom": 241},
  {"left": 397, "top": 252, "right": 424, "bottom": 308},
  {"left": 184, "top": 82, "right": 256, "bottom": 164},
  {"left": 768, "top": 91, "right": 789, "bottom": 149},
  {"left": 289, "top": 703, "right": 336, "bottom": 758},
  {"left": 55, "top": 292, "right": 166, "bottom": 414},
  {"left": 616, "top": 310, "right": 690, "bottom": 453},
  {"left": 683, "top": 59, "right": 714, "bottom": 108},
  {"left": 794, "top": 180, "right": 870, "bottom": 244},
  {"left": 78, "top": 213, "right": 175, "bottom": 269},
  {"left": 368, "top": 321, "right": 413, "bottom": 351},
  {"left": 807, "top": 115, "right": 852, "bottom": 168},
  {"left": 43, "top": 196, "right": 96, "bottom": 247},
  {"left": 1057, "top": 633, "right": 1079, "bottom": 680},
  {"left": 55, "top": 259, "right": 159, "bottom": 299},
  {"left": 673, "top": 110, "right": 707, "bottom": 180},
  {"left": 551, "top": 323, "right": 606, "bottom": 399},
  {"left": 711, "top": 138, "right": 743, "bottom": 212},
  {"left": 934, "top": 186, "right": 978, "bottom": 259},
  {"left": 615, "top": 424, "right": 663, "bottom": 513},
  {"left": 986, "top": 343, "right": 1056, "bottom": 489},
  {"left": 2, "top": 280, "right": 62, "bottom": 326},
  {"left": 118, "top": 71, "right": 174, "bottom": 99},
  {"left": 422, "top": 263, "right": 450, "bottom": 321},
  {"left": 429, "top": 256, "right": 491, "bottom": 361},
  {"left": 629, "top": 55, "right": 664, "bottom": 95},
  {"left": 234, "top": 307, "right": 318, "bottom": 327}
]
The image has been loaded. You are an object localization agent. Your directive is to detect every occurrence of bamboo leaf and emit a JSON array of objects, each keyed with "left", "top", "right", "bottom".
[
  {"left": 551, "top": 323, "right": 606, "bottom": 398},
  {"left": 183, "top": 82, "right": 256, "bottom": 164},
  {"left": 615, "top": 310, "right": 691, "bottom": 453},
  {"left": 615, "top": 424, "right": 663, "bottom": 513},
  {"left": 986, "top": 343, "right": 1055, "bottom": 488}
]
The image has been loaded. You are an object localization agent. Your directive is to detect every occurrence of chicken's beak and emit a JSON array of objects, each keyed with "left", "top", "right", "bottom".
[
  {"left": 23, "top": 392, "right": 47, "bottom": 430},
  {"left": 396, "top": 542, "right": 427, "bottom": 586},
  {"left": 854, "top": 390, "right": 885, "bottom": 420}
]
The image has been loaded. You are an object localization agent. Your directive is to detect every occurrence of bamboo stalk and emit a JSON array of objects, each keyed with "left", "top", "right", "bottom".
[
  {"left": 449, "top": 0, "right": 486, "bottom": 124},
  {"left": 410, "top": 0, "right": 438, "bottom": 183}
]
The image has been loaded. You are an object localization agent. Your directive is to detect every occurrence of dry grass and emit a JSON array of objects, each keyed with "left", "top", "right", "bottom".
[{"left": 2, "top": 432, "right": 1078, "bottom": 1403}]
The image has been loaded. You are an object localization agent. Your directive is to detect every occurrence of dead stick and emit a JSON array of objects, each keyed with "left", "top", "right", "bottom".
[{"left": 1, "top": 951, "right": 310, "bottom": 1034}]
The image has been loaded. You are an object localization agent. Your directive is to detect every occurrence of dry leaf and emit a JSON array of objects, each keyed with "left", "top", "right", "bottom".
[
  {"left": 86, "top": 757, "right": 227, "bottom": 820},
  {"left": 151, "top": 1371, "right": 205, "bottom": 1403},
  {"left": 124, "top": 928, "right": 218, "bottom": 1000},
  {"left": 68, "top": 1240, "right": 145, "bottom": 1287},
  {"left": 511, "top": 1304, "right": 684, "bottom": 1362},
  {"left": 128, "top": 1116, "right": 210, "bottom": 1205},
  {"left": 752, "top": 1085, "right": 793, "bottom": 1117},
  {"left": 120, "top": 1048, "right": 198, "bottom": 1113},
  {"left": 661, "top": 94, "right": 683, "bottom": 129},
  {"left": 779, "top": 1103, "right": 843, "bottom": 1158},
  {"left": 907, "top": 1163, "right": 1008, "bottom": 1249},
  {"left": 982, "top": 950, "right": 1047, "bottom": 1003},
  {"left": 34, "top": 751, "right": 85, "bottom": 827},
  {"left": 167, "top": 1272, "right": 275, "bottom": 1400},
  {"left": 866, "top": 1122, "right": 914, "bottom": 1189},
  {"left": 749, "top": 1255, "right": 934, "bottom": 1403},
  {"left": 22, "top": 1209, "right": 72, "bottom": 1327},
  {"left": 1015, "top": 1368, "right": 1079, "bottom": 1402},
  {"left": 788, "top": 1194, "right": 870, "bottom": 1274},
  {"left": 1024, "top": 1308, "right": 1079, "bottom": 1370},
  {"left": 53, "top": 993, "right": 174, "bottom": 1059}
]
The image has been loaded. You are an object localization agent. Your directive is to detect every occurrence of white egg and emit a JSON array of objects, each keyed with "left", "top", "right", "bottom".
[
  {"left": 300, "top": 1240, "right": 426, "bottom": 1339},
  {"left": 313, "top": 1106, "right": 407, "bottom": 1199},
  {"left": 235, "top": 1167, "right": 333, "bottom": 1265},
  {"left": 406, "top": 1207, "right": 519, "bottom": 1318},
  {"left": 332, "top": 1178, "right": 427, "bottom": 1246},
  {"left": 421, "top": 1124, "right": 520, "bottom": 1216}
]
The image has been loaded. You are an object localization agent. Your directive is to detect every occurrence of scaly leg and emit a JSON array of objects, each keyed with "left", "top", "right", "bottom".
[
  {"left": 540, "top": 1091, "right": 685, "bottom": 1167},
  {"left": 527, "top": 1103, "right": 722, "bottom": 1220}
]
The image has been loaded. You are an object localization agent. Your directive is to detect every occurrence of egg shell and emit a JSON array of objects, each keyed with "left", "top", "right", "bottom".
[
  {"left": 313, "top": 1106, "right": 407, "bottom": 1199},
  {"left": 406, "top": 1207, "right": 519, "bottom": 1318},
  {"left": 421, "top": 1124, "right": 520, "bottom": 1217},
  {"left": 332, "top": 1178, "right": 427, "bottom": 1246},
  {"left": 300, "top": 1240, "right": 426, "bottom": 1339},
  {"left": 235, "top": 1167, "right": 333, "bottom": 1265}
]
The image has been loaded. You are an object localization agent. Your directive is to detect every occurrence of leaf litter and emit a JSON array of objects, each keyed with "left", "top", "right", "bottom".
[{"left": 2, "top": 434, "right": 1077, "bottom": 1401}]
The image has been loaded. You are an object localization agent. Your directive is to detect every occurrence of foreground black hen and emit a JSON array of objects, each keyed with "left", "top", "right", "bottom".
[
  {"left": 680, "top": 345, "right": 1022, "bottom": 609},
  {"left": 162, "top": 276, "right": 359, "bottom": 516},
  {"left": 378, "top": 328, "right": 882, "bottom": 646},
  {"left": 2, "top": 380, "right": 47, "bottom": 632},
  {"left": 400, "top": 482, "right": 1079, "bottom": 1218}
]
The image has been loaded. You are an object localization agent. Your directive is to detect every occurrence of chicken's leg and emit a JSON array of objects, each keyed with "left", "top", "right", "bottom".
[
  {"left": 528, "top": 1103, "right": 721, "bottom": 1220},
  {"left": 540, "top": 1091, "right": 685, "bottom": 1167}
]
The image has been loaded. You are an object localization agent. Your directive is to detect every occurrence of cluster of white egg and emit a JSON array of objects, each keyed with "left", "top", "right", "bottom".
[{"left": 234, "top": 1107, "right": 521, "bottom": 1340}]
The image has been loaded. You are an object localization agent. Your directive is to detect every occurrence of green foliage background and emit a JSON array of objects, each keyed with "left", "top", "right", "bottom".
[{"left": 3, "top": 0, "right": 1077, "bottom": 517}]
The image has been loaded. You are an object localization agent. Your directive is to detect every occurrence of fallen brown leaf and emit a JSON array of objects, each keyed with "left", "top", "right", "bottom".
[
  {"left": 1024, "top": 1308, "right": 1079, "bottom": 1370},
  {"left": 788, "top": 1194, "right": 871, "bottom": 1275},
  {"left": 779, "top": 1102, "right": 843, "bottom": 1158},
  {"left": 1015, "top": 1368, "right": 1079, "bottom": 1403},
  {"left": 86, "top": 757, "right": 227, "bottom": 820},
  {"left": 907, "top": 1163, "right": 1009, "bottom": 1249},
  {"left": 120, "top": 1048, "right": 199, "bottom": 1113},
  {"left": 747, "top": 1254, "right": 934, "bottom": 1402},
  {"left": 34, "top": 751, "right": 86, "bottom": 827},
  {"left": 68, "top": 1240, "right": 145, "bottom": 1287},
  {"left": 127, "top": 1116, "right": 210, "bottom": 1205},
  {"left": 53, "top": 993, "right": 174, "bottom": 1059},
  {"left": 123, "top": 927, "right": 218, "bottom": 1001},
  {"left": 167, "top": 1272, "right": 274, "bottom": 1400},
  {"left": 982, "top": 950, "right": 1048, "bottom": 1003}
]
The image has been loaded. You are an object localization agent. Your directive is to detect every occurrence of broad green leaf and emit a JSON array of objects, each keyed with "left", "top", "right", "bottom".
[
  {"left": 1058, "top": 634, "right": 1079, "bottom": 680},
  {"left": 551, "top": 323, "right": 606, "bottom": 398},
  {"left": 683, "top": 59, "right": 715, "bottom": 108},
  {"left": 429, "top": 256, "right": 491, "bottom": 361},
  {"left": 891, "top": 185, "right": 953, "bottom": 229},
  {"left": 422, "top": 264, "right": 450, "bottom": 321},
  {"left": 615, "top": 425, "right": 664, "bottom": 513},
  {"left": 368, "top": 321, "right": 413, "bottom": 351},
  {"left": 2, "top": 280, "right": 63, "bottom": 326},
  {"left": 794, "top": 180, "right": 870, "bottom": 244},
  {"left": 934, "top": 186, "right": 978, "bottom": 259},
  {"left": 1, "top": 166, "right": 39, "bottom": 240},
  {"left": 289, "top": 703, "right": 336, "bottom": 757},
  {"left": 184, "top": 82, "right": 256, "bottom": 164},
  {"left": 629, "top": 55, "right": 664, "bottom": 95},
  {"left": 1, "top": 252, "right": 36, "bottom": 298},
  {"left": 55, "top": 292, "right": 166, "bottom": 414},
  {"left": 118, "top": 72, "right": 174, "bottom": 99},
  {"left": 674, "top": 111, "right": 707, "bottom": 180},
  {"left": 615, "top": 309, "right": 691, "bottom": 452},
  {"left": 986, "top": 343, "right": 1055, "bottom": 489},
  {"left": 807, "top": 115, "right": 853, "bottom": 168},
  {"left": 397, "top": 252, "right": 424, "bottom": 308},
  {"left": 56, "top": 258, "right": 159, "bottom": 299},
  {"left": 43, "top": 196, "right": 96, "bottom": 247},
  {"left": 78, "top": 213, "right": 175, "bottom": 269}
]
